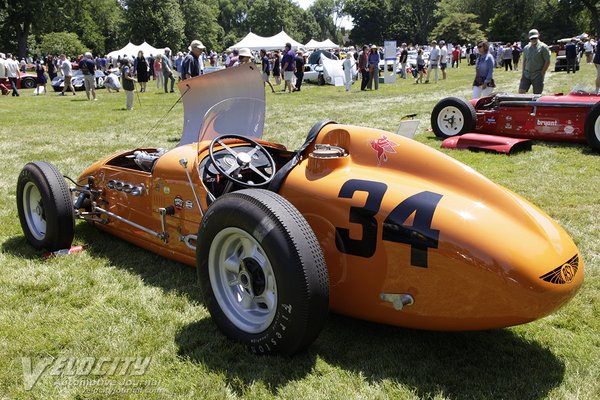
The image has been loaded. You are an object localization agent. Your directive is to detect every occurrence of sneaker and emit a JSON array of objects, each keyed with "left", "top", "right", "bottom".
[{"left": 59, "top": 92, "right": 65, "bottom": 96}]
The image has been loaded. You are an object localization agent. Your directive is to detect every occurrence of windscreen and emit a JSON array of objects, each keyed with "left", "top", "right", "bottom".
[{"left": 197, "top": 97, "right": 266, "bottom": 144}]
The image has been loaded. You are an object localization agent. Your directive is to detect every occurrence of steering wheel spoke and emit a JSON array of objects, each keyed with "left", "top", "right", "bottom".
[
  {"left": 217, "top": 140, "right": 240, "bottom": 157},
  {"left": 249, "top": 164, "right": 269, "bottom": 182}
]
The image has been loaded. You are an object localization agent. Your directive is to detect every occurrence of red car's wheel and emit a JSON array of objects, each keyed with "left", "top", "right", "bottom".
[
  {"left": 584, "top": 102, "right": 600, "bottom": 152},
  {"left": 431, "top": 97, "right": 477, "bottom": 138},
  {"left": 21, "top": 77, "right": 36, "bottom": 89}
]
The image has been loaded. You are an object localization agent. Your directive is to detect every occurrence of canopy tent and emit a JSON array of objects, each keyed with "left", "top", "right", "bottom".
[
  {"left": 305, "top": 39, "right": 339, "bottom": 49},
  {"left": 106, "top": 41, "right": 165, "bottom": 59},
  {"left": 229, "top": 31, "right": 304, "bottom": 51}
]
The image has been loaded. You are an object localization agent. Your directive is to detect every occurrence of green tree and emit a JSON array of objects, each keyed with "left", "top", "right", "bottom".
[
  {"left": 344, "top": 0, "right": 388, "bottom": 44},
  {"left": 430, "top": 13, "right": 485, "bottom": 44},
  {"left": 404, "top": 0, "right": 439, "bottom": 44},
  {"left": 38, "top": 31, "right": 88, "bottom": 56},
  {"left": 0, "top": 0, "right": 43, "bottom": 57},
  {"left": 247, "top": 0, "right": 316, "bottom": 43},
  {"left": 216, "top": 0, "right": 251, "bottom": 46},
  {"left": 180, "top": 0, "right": 223, "bottom": 50},
  {"left": 344, "top": 0, "right": 437, "bottom": 45},
  {"left": 123, "top": 0, "right": 185, "bottom": 51},
  {"left": 309, "top": 0, "right": 337, "bottom": 40}
]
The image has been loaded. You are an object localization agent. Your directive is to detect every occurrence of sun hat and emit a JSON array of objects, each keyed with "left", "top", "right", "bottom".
[
  {"left": 371, "top": 44, "right": 377, "bottom": 49},
  {"left": 528, "top": 29, "right": 540, "bottom": 39},
  {"left": 238, "top": 48, "right": 252, "bottom": 58}
]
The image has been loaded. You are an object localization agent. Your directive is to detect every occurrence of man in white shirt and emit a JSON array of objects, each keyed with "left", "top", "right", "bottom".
[
  {"left": 439, "top": 40, "right": 448, "bottom": 79},
  {"left": 5, "top": 54, "right": 21, "bottom": 96},
  {"left": 583, "top": 37, "right": 594, "bottom": 64},
  {"left": 425, "top": 40, "right": 440, "bottom": 84},
  {"left": 0, "top": 53, "right": 7, "bottom": 94},
  {"left": 59, "top": 54, "right": 76, "bottom": 96}
]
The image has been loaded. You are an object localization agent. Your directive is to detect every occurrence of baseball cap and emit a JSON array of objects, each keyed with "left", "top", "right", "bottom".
[
  {"left": 528, "top": 29, "right": 539, "bottom": 39},
  {"left": 189, "top": 40, "right": 205, "bottom": 50}
]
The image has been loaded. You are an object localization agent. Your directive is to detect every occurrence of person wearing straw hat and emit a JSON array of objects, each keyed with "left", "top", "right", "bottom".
[
  {"left": 519, "top": 28, "right": 550, "bottom": 94},
  {"left": 182, "top": 40, "right": 205, "bottom": 80},
  {"left": 236, "top": 47, "right": 253, "bottom": 65},
  {"left": 368, "top": 44, "right": 380, "bottom": 90}
]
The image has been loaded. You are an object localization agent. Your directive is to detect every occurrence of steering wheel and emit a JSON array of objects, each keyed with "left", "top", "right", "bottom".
[{"left": 208, "top": 135, "right": 276, "bottom": 187}]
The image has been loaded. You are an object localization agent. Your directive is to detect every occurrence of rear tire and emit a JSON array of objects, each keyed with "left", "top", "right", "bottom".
[
  {"left": 16, "top": 162, "right": 75, "bottom": 251},
  {"left": 584, "top": 102, "right": 600, "bottom": 152},
  {"left": 197, "top": 189, "right": 329, "bottom": 355},
  {"left": 431, "top": 97, "right": 477, "bottom": 138}
]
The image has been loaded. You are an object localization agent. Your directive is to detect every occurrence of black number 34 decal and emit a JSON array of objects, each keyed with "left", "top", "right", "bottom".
[{"left": 335, "top": 179, "right": 443, "bottom": 268}]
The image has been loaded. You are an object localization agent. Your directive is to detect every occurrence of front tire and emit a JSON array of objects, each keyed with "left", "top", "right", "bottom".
[
  {"left": 584, "top": 102, "right": 600, "bottom": 152},
  {"left": 431, "top": 97, "right": 477, "bottom": 138},
  {"left": 22, "top": 78, "right": 36, "bottom": 89},
  {"left": 197, "top": 189, "right": 329, "bottom": 355},
  {"left": 16, "top": 162, "right": 75, "bottom": 251}
]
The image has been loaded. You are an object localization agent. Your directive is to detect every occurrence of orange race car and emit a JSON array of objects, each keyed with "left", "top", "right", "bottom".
[{"left": 16, "top": 65, "right": 583, "bottom": 355}]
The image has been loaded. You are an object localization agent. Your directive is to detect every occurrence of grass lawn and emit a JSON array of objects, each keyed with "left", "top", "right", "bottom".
[{"left": 0, "top": 59, "right": 598, "bottom": 399}]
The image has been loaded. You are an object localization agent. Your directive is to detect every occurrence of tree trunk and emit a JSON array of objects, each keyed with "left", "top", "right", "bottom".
[
  {"left": 581, "top": 0, "right": 600, "bottom": 37},
  {"left": 16, "top": 23, "right": 30, "bottom": 59}
]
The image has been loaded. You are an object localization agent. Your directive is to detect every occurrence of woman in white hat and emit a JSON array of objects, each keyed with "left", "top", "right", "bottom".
[{"left": 236, "top": 48, "right": 253, "bottom": 66}]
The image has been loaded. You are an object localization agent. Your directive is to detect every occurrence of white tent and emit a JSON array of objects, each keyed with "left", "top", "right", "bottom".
[
  {"left": 229, "top": 31, "right": 303, "bottom": 51},
  {"left": 305, "top": 38, "right": 340, "bottom": 49},
  {"left": 106, "top": 41, "right": 165, "bottom": 59}
]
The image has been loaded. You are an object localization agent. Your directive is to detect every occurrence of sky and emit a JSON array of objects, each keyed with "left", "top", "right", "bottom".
[{"left": 296, "top": 0, "right": 354, "bottom": 29}]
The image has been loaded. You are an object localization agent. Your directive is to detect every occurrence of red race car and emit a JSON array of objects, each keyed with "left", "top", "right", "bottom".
[
  {"left": 0, "top": 73, "right": 37, "bottom": 91},
  {"left": 431, "top": 90, "right": 600, "bottom": 152}
]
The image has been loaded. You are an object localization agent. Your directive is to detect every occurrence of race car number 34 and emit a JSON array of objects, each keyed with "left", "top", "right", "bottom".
[{"left": 335, "top": 179, "right": 443, "bottom": 268}]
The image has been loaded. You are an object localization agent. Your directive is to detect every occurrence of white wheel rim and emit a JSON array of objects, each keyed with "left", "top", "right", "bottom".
[
  {"left": 437, "top": 106, "right": 465, "bottom": 136},
  {"left": 22, "top": 182, "right": 46, "bottom": 241},
  {"left": 208, "top": 227, "right": 277, "bottom": 333},
  {"left": 595, "top": 116, "right": 600, "bottom": 143}
]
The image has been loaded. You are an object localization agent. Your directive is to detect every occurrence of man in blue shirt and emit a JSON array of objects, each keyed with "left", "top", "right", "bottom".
[
  {"left": 565, "top": 39, "right": 578, "bottom": 74},
  {"left": 281, "top": 43, "right": 295, "bottom": 93},
  {"left": 79, "top": 52, "right": 97, "bottom": 101},
  {"left": 182, "top": 40, "right": 204, "bottom": 80}
]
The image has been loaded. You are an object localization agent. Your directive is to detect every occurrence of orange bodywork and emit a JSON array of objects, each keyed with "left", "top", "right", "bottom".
[{"left": 78, "top": 122, "right": 583, "bottom": 331}]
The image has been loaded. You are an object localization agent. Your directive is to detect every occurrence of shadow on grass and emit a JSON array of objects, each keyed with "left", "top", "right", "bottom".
[
  {"left": 1, "top": 236, "right": 47, "bottom": 260},
  {"left": 32, "top": 224, "right": 563, "bottom": 399},
  {"left": 174, "top": 312, "right": 564, "bottom": 399},
  {"left": 74, "top": 223, "right": 203, "bottom": 303}
]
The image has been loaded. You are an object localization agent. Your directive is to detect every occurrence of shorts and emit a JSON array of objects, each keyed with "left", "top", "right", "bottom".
[
  {"left": 262, "top": 72, "right": 270, "bottom": 82},
  {"left": 440, "top": 63, "right": 447, "bottom": 70},
  {"left": 283, "top": 70, "right": 294, "bottom": 81},
  {"left": 519, "top": 74, "right": 544, "bottom": 94},
  {"left": 417, "top": 65, "right": 425, "bottom": 72},
  {"left": 83, "top": 74, "right": 95, "bottom": 90}
]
